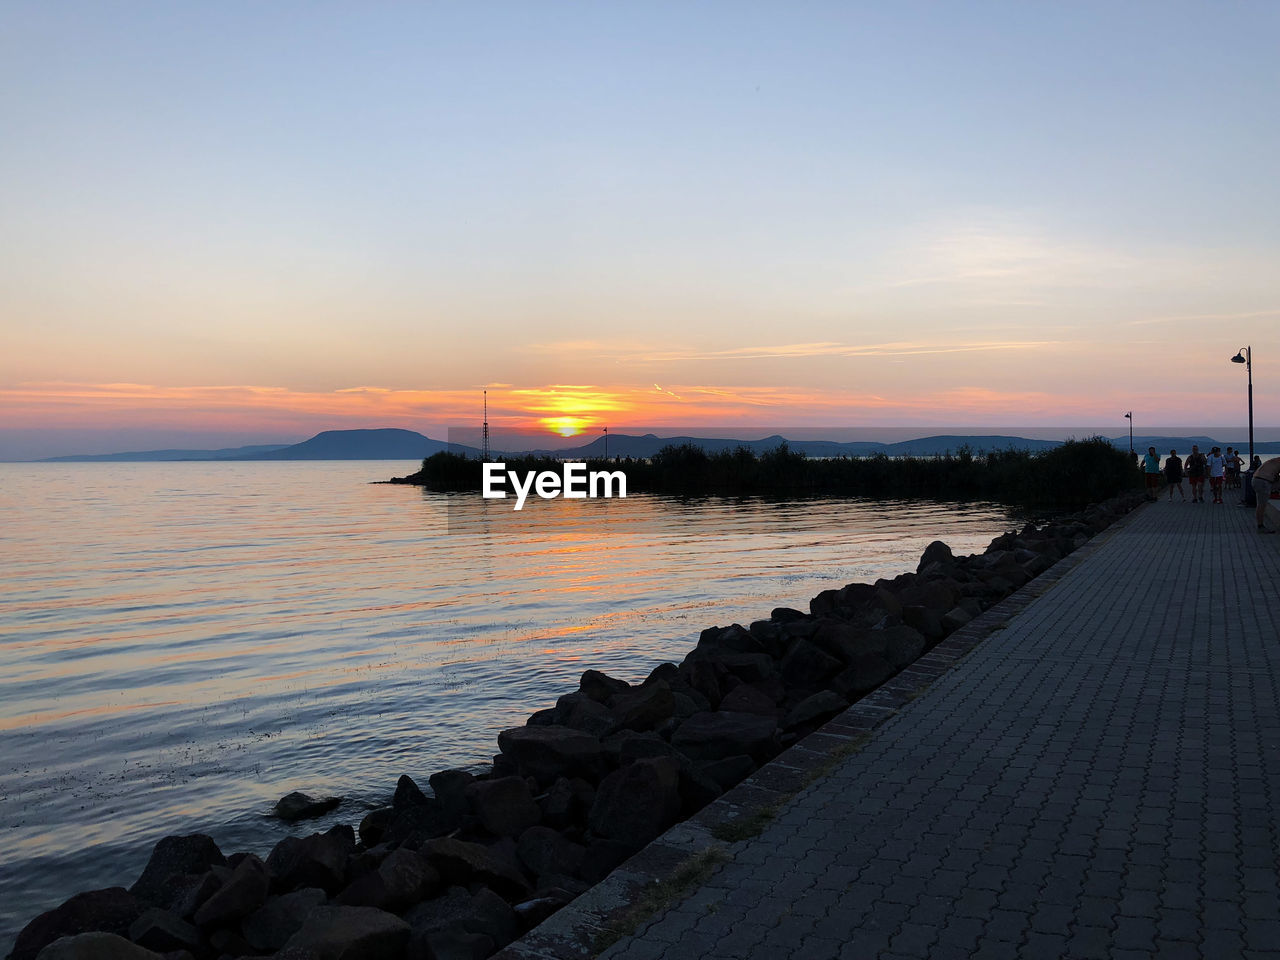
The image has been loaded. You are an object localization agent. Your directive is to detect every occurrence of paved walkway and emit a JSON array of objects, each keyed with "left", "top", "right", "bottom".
[{"left": 600, "top": 499, "right": 1280, "bottom": 960}]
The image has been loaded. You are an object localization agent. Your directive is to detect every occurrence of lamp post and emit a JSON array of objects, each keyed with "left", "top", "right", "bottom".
[
  {"left": 1232, "top": 347, "right": 1253, "bottom": 465},
  {"left": 1124, "top": 411, "right": 1133, "bottom": 456},
  {"left": 603, "top": 426, "right": 608, "bottom": 460}
]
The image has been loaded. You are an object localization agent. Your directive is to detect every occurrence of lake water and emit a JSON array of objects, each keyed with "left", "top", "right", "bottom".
[{"left": 0, "top": 461, "right": 1021, "bottom": 949}]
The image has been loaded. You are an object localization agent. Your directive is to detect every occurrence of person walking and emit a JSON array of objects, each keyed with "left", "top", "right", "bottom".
[
  {"left": 1253, "top": 457, "right": 1280, "bottom": 532},
  {"left": 1163, "top": 450, "right": 1185, "bottom": 501},
  {"left": 1142, "top": 446, "right": 1161, "bottom": 501},
  {"left": 1225, "top": 447, "right": 1243, "bottom": 489},
  {"left": 1186, "top": 445, "right": 1207, "bottom": 503},
  {"left": 1208, "top": 447, "right": 1226, "bottom": 504}
]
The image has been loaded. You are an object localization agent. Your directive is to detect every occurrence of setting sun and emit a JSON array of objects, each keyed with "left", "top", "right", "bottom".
[{"left": 541, "top": 416, "right": 592, "bottom": 437}]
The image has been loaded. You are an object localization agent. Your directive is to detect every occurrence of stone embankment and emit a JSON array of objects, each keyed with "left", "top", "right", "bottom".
[{"left": 10, "top": 493, "right": 1144, "bottom": 960}]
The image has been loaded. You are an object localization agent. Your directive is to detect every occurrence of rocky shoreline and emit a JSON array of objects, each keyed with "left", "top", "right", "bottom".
[{"left": 10, "top": 492, "right": 1144, "bottom": 960}]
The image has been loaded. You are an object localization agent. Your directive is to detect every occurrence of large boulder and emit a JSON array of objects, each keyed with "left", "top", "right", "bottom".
[
  {"left": 779, "top": 640, "right": 842, "bottom": 689},
  {"left": 428, "top": 769, "right": 476, "bottom": 821},
  {"left": 516, "top": 825, "right": 586, "bottom": 880},
  {"left": 830, "top": 654, "right": 896, "bottom": 698},
  {"left": 538, "top": 776, "right": 593, "bottom": 829},
  {"left": 467, "top": 776, "right": 541, "bottom": 837},
  {"left": 715, "top": 684, "right": 778, "bottom": 717},
  {"left": 337, "top": 847, "right": 440, "bottom": 913},
  {"left": 917, "top": 540, "right": 954, "bottom": 573},
  {"left": 242, "top": 888, "right": 328, "bottom": 952},
  {"left": 611, "top": 680, "right": 675, "bottom": 731},
  {"left": 393, "top": 775, "right": 429, "bottom": 810},
  {"left": 418, "top": 838, "right": 530, "bottom": 899},
  {"left": 126, "top": 908, "right": 201, "bottom": 955},
  {"left": 588, "top": 757, "right": 682, "bottom": 849},
  {"left": 32, "top": 933, "right": 160, "bottom": 960},
  {"left": 274, "top": 791, "right": 342, "bottom": 822},
  {"left": 11, "top": 888, "right": 144, "bottom": 960},
  {"left": 902, "top": 605, "right": 944, "bottom": 642},
  {"left": 266, "top": 825, "right": 356, "bottom": 895},
  {"left": 670, "top": 711, "right": 779, "bottom": 766},
  {"left": 193, "top": 854, "right": 269, "bottom": 928},
  {"left": 129, "top": 835, "right": 226, "bottom": 909},
  {"left": 881, "top": 625, "right": 927, "bottom": 667},
  {"left": 381, "top": 797, "right": 458, "bottom": 847},
  {"left": 783, "top": 691, "right": 847, "bottom": 731},
  {"left": 405, "top": 887, "right": 518, "bottom": 959},
  {"left": 282, "top": 904, "right": 410, "bottom": 960},
  {"left": 578, "top": 669, "right": 630, "bottom": 703},
  {"left": 496, "top": 726, "right": 605, "bottom": 786}
]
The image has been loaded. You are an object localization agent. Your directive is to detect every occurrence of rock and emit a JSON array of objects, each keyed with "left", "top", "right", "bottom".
[
  {"left": 812, "top": 620, "right": 888, "bottom": 663},
  {"left": 538, "top": 776, "right": 592, "bottom": 829},
  {"left": 830, "top": 655, "right": 896, "bottom": 698},
  {"left": 358, "top": 807, "right": 396, "bottom": 847},
  {"left": 941, "top": 606, "right": 974, "bottom": 633},
  {"left": 408, "top": 927, "right": 492, "bottom": 960},
  {"left": 611, "top": 680, "right": 675, "bottom": 731},
  {"left": 783, "top": 691, "right": 847, "bottom": 731},
  {"left": 125, "top": 909, "right": 201, "bottom": 954},
  {"left": 880, "top": 625, "right": 927, "bottom": 668},
  {"left": 709, "top": 652, "right": 776, "bottom": 684},
  {"left": 554, "top": 693, "right": 617, "bottom": 736},
  {"left": 917, "top": 540, "right": 954, "bottom": 573},
  {"left": 677, "top": 658, "right": 724, "bottom": 707},
  {"left": 914, "top": 578, "right": 960, "bottom": 612},
  {"left": 770, "top": 607, "right": 807, "bottom": 623},
  {"left": 578, "top": 839, "right": 637, "bottom": 884},
  {"left": 808, "top": 588, "right": 843, "bottom": 618},
  {"left": 130, "top": 835, "right": 227, "bottom": 909},
  {"left": 274, "top": 791, "right": 342, "bottom": 823},
  {"left": 716, "top": 684, "right": 778, "bottom": 717},
  {"left": 382, "top": 798, "right": 458, "bottom": 847},
  {"left": 643, "top": 662, "right": 680, "bottom": 686},
  {"left": 701, "top": 754, "right": 756, "bottom": 791},
  {"left": 671, "top": 691, "right": 701, "bottom": 718},
  {"left": 12, "top": 888, "right": 144, "bottom": 960},
  {"left": 167, "top": 870, "right": 221, "bottom": 921},
  {"left": 671, "top": 711, "right": 779, "bottom": 766},
  {"left": 418, "top": 838, "right": 531, "bottom": 898},
  {"left": 266, "top": 825, "right": 356, "bottom": 895},
  {"left": 696, "top": 624, "right": 765, "bottom": 655},
  {"left": 404, "top": 886, "right": 517, "bottom": 954},
  {"left": 208, "top": 925, "right": 253, "bottom": 955},
  {"left": 578, "top": 669, "right": 630, "bottom": 703},
  {"left": 874, "top": 583, "right": 903, "bottom": 617},
  {"left": 33, "top": 932, "right": 161, "bottom": 960},
  {"left": 337, "top": 847, "right": 440, "bottom": 912},
  {"left": 242, "top": 888, "right": 328, "bottom": 952},
  {"left": 516, "top": 826, "right": 586, "bottom": 880},
  {"left": 283, "top": 904, "right": 410, "bottom": 960},
  {"left": 467, "top": 776, "right": 541, "bottom": 837},
  {"left": 779, "top": 640, "right": 842, "bottom": 689},
  {"left": 428, "top": 769, "right": 475, "bottom": 821},
  {"left": 677, "top": 766, "right": 723, "bottom": 814},
  {"left": 394, "top": 775, "right": 429, "bottom": 810},
  {"left": 902, "top": 605, "right": 943, "bottom": 642},
  {"left": 193, "top": 854, "right": 269, "bottom": 928},
  {"left": 588, "top": 757, "right": 682, "bottom": 849},
  {"left": 496, "top": 726, "right": 605, "bottom": 786}
]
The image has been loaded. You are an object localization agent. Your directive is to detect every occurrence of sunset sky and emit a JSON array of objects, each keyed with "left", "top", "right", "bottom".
[{"left": 3, "top": 2, "right": 1278, "bottom": 458}]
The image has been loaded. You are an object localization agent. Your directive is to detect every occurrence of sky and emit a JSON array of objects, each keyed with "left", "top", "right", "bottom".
[{"left": 2, "top": 1, "right": 1278, "bottom": 458}]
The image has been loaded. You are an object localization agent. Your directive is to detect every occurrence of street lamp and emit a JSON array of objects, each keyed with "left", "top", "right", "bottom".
[
  {"left": 1231, "top": 347, "right": 1253, "bottom": 465},
  {"left": 1124, "top": 411, "right": 1133, "bottom": 456}
]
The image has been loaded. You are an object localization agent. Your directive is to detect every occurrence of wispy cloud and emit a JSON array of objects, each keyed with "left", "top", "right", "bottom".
[
  {"left": 1129, "top": 309, "right": 1280, "bottom": 326},
  {"left": 523, "top": 338, "right": 1059, "bottom": 365}
]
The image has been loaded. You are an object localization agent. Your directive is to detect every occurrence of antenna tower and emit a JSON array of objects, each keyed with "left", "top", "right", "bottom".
[{"left": 482, "top": 390, "right": 490, "bottom": 460}]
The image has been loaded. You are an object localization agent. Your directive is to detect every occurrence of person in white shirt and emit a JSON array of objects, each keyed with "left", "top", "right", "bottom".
[{"left": 1207, "top": 447, "right": 1226, "bottom": 504}]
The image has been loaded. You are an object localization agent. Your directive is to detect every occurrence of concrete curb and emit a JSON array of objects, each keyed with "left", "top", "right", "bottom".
[{"left": 492, "top": 502, "right": 1149, "bottom": 960}]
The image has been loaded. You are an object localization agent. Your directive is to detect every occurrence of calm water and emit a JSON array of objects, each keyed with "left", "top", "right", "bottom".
[{"left": 0, "top": 462, "right": 1019, "bottom": 947}]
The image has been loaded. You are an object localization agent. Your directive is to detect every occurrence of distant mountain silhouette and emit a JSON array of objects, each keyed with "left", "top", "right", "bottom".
[
  {"left": 41, "top": 443, "right": 292, "bottom": 463},
  {"left": 34, "top": 428, "right": 1280, "bottom": 463},
  {"left": 231, "top": 428, "right": 453, "bottom": 460}
]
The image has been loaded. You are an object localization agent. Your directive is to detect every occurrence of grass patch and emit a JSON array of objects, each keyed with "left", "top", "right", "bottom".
[
  {"left": 594, "top": 846, "right": 729, "bottom": 953},
  {"left": 802, "top": 732, "right": 874, "bottom": 788},
  {"left": 710, "top": 802, "right": 783, "bottom": 843}
]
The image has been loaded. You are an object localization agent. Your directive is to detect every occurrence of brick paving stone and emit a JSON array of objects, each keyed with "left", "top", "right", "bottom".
[{"left": 591, "top": 503, "right": 1280, "bottom": 960}]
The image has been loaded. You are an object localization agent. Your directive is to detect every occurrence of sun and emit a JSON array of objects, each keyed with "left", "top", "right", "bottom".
[{"left": 541, "top": 416, "right": 591, "bottom": 437}]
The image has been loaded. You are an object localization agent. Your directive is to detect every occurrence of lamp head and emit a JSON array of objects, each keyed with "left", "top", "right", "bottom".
[{"left": 1232, "top": 351, "right": 1246, "bottom": 364}]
